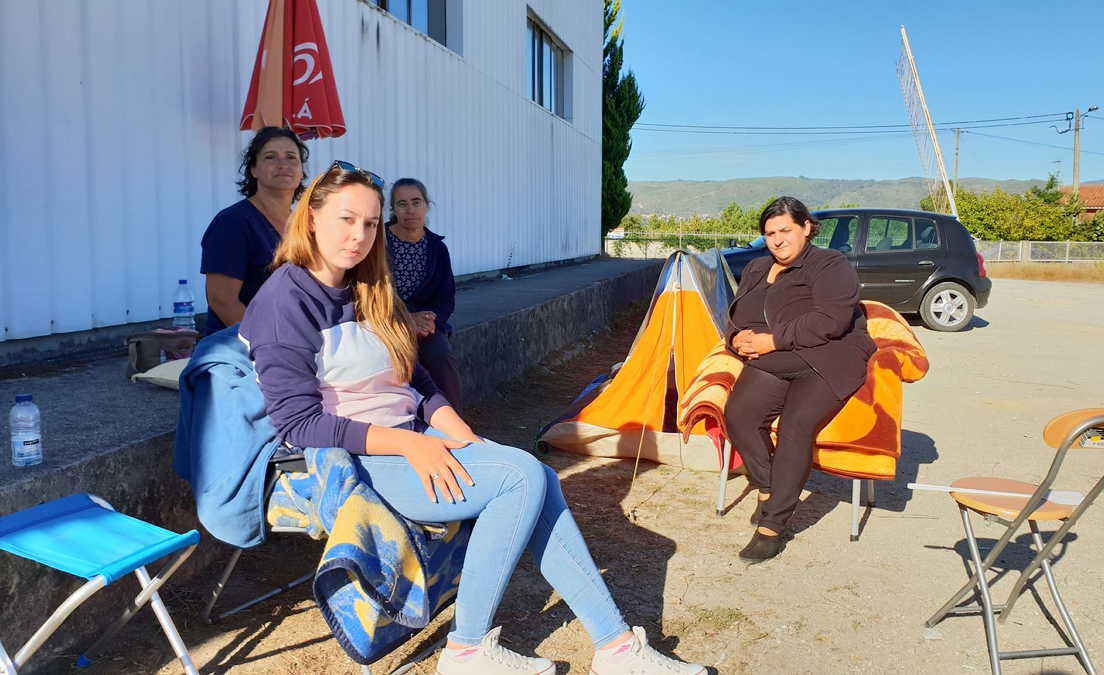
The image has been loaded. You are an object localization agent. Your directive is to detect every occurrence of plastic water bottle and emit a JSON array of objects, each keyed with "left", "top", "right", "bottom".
[
  {"left": 10, "top": 394, "right": 42, "bottom": 467},
  {"left": 173, "top": 279, "right": 196, "bottom": 331}
]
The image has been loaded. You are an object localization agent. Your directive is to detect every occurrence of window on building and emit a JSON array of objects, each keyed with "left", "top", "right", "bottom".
[
  {"left": 528, "top": 18, "right": 567, "bottom": 117},
  {"left": 371, "top": 0, "right": 447, "bottom": 46}
]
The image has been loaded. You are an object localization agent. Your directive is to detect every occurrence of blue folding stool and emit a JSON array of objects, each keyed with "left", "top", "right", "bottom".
[{"left": 0, "top": 493, "right": 200, "bottom": 674}]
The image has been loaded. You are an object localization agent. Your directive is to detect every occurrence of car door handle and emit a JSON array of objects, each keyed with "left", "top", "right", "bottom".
[{"left": 918, "top": 260, "right": 935, "bottom": 266}]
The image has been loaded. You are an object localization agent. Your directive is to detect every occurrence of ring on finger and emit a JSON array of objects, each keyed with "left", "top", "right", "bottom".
[{"left": 430, "top": 473, "right": 442, "bottom": 480}]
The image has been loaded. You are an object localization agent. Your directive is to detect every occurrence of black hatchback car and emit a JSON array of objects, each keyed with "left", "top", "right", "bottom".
[{"left": 723, "top": 208, "right": 992, "bottom": 332}]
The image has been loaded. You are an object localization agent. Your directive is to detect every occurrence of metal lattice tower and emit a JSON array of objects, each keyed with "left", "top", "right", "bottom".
[{"left": 897, "top": 25, "right": 957, "bottom": 216}]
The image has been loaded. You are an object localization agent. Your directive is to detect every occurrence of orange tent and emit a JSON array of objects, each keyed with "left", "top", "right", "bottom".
[{"left": 540, "top": 250, "right": 737, "bottom": 470}]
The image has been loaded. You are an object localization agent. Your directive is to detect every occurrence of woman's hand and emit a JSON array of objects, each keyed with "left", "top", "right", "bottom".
[
  {"left": 363, "top": 425, "right": 474, "bottom": 503},
  {"left": 412, "top": 311, "right": 437, "bottom": 337},
  {"left": 732, "top": 329, "right": 776, "bottom": 359},
  {"left": 402, "top": 433, "right": 475, "bottom": 504}
]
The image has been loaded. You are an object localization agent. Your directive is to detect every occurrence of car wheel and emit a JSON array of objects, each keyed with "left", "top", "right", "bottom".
[{"left": 919, "top": 281, "right": 976, "bottom": 332}]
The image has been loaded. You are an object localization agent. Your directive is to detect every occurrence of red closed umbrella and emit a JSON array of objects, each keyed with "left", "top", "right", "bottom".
[{"left": 240, "top": 0, "right": 346, "bottom": 139}]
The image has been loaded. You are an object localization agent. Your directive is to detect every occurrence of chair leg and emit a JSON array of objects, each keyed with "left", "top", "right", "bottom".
[
  {"left": 850, "top": 479, "right": 861, "bottom": 542},
  {"left": 865, "top": 479, "right": 876, "bottom": 506},
  {"left": 203, "top": 545, "right": 314, "bottom": 623},
  {"left": 12, "top": 577, "right": 106, "bottom": 669},
  {"left": 1, "top": 638, "right": 17, "bottom": 675},
  {"left": 959, "top": 507, "right": 1003, "bottom": 675},
  {"left": 1028, "top": 523, "right": 1097, "bottom": 675},
  {"left": 715, "top": 441, "right": 732, "bottom": 516},
  {"left": 76, "top": 544, "right": 197, "bottom": 672},
  {"left": 202, "top": 547, "right": 244, "bottom": 624},
  {"left": 138, "top": 566, "right": 199, "bottom": 675}
]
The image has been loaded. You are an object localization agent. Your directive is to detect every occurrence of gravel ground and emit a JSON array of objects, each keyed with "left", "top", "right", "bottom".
[{"left": 43, "top": 278, "right": 1104, "bottom": 675}]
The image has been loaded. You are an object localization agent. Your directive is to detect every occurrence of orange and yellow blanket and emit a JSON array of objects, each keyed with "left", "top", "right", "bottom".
[{"left": 677, "top": 301, "right": 929, "bottom": 480}]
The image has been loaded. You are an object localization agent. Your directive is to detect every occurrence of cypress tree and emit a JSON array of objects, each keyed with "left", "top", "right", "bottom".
[{"left": 602, "top": 0, "right": 645, "bottom": 238}]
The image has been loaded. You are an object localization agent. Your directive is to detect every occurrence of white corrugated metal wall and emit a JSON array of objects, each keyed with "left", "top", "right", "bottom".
[{"left": 0, "top": 0, "right": 601, "bottom": 342}]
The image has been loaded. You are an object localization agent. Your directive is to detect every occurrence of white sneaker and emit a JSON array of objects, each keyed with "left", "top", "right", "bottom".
[
  {"left": 590, "top": 626, "right": 706, "bottom": 674},
  {"left": 435, "top": 627, "right": 555, "bottom": 674}
]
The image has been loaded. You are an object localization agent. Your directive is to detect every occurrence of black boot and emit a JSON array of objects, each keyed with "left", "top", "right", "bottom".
[{"left": 739, "top": 531, "right": 784, "bottom": 563}]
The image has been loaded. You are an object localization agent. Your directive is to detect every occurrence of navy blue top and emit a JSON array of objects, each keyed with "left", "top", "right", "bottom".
[
  {"left": 385, "top": 227, "right": 456, "bottom": 335},
  {"left": 239, "top": 264, "right": 448, "bottom": 454},
  {"left": 200, "top": 199, "right": 281, "bottom": 335}
]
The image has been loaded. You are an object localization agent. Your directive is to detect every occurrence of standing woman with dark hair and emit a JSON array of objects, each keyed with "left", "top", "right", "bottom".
[
  {"left": 200, "top": 127, "right": 308, "bottom": 335},
  {"left": 723, "top": 196, "right": 876, "bottom": 562},
  {"left": 240, "top": 163, "right": 704, "bottom": 675},
  {"left": 385, "top": 178, "right": 463, "bottom": 410}
]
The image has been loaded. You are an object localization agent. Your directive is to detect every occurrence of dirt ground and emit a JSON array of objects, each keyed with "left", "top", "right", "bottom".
[{"left": 42, "top": 279, "right": 1104, "bottom": 674}]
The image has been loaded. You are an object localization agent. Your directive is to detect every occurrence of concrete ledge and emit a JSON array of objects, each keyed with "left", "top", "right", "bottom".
[{"left": 0, "top": 257, "right": 661, "bottom": 670}]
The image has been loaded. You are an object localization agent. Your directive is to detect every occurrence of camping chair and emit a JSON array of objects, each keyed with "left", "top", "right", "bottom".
[
  {"left": 201, "top": 454, "right": 449, "bottom": 675},
  {"left": 0, "top": 493, "right": 199, "bottom": 674},
  {"left": 202, "top": 453, "right": 312, "bottom": 624},
  {"left": 714, "top": 440, "right": 877, "bottom": 541},
  {"left": 925, "top": 408, "right": 1104, "bottom": 674},
  {"left": 695, "top": 301, "right": 928, "bottom": 542}
]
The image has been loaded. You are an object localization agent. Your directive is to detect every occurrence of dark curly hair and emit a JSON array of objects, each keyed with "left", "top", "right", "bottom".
[
  {"left": 236, "top": 127, "right": 309, "bottom": 199},
  {"left": 758, "top": 196, "right": 821, "bottom": 238}
]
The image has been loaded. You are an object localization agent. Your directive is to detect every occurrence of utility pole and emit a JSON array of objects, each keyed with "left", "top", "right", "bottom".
[
  {"left": 1072, "top": 105, "right": 1099, "bottom": 200},
  {"left": 1073, "top": 109, "right": 1082, "bottom": 200},
  {"left": 953, "top": 128, "right": 961, "bottom": 196}
]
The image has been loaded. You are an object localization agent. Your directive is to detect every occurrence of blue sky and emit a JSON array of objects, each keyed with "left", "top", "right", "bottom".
[{"left": 619, "top": 1, "right": 1104, "bottom": 183}]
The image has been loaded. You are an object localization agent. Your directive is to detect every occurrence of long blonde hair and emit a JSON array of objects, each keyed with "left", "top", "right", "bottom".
[{"left": 273, "top": 165, "right": 418, "bottom": 382}]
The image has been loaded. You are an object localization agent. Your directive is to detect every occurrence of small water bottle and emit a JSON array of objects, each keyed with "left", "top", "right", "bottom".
[
  {"left": 10, "top": 394, "right": 42, "bottom": 467},
  {"left": 173, "top": 279, "right": 196, "bottom": 331}
]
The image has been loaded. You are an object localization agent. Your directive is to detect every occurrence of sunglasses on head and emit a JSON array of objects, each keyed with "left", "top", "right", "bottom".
[{"left": 329, "top": 160, "right": 384, "bottom": 189}]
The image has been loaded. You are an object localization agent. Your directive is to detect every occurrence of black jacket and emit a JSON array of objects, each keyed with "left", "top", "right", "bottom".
[
  {"left": 725, "top": 244, "right": 876, "bottom": 399},
  {"left": 389, "top": 227, "right": 456, "bottom": 336}
]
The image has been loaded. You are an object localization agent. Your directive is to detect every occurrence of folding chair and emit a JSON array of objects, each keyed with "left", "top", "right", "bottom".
[
  {"left": 202, "top": 454, "right": 311, "bottom": 624},
  {"left": 0, "top": 493, "right": 200, "bottom": 674},
  {"left": 715, "top": 438, "right": 877, "bottom": 541},
  {"left": 926, "top": 408, "right": 1104, "bottom": 674},
  {"left": 201, "top": 454, "right": 449, "bottom": 675}
]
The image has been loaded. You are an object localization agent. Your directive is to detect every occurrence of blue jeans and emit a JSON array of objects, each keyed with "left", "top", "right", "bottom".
[{"left": 353, "top": 428, "right": 628, "bottom": 646}]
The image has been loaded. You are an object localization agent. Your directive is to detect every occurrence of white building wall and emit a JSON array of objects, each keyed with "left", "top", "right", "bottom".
[{"left": 0, "top": 0, "right": 601, "bottom": 342}]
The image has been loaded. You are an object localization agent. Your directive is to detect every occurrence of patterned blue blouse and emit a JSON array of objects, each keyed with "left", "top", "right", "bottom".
[{"left": 386, "top": 227, "right": 428, "bottom": 301}]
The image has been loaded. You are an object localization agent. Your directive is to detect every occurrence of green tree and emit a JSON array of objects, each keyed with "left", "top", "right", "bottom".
[{"left": 601, "top": 0, "right": 645, "bottom": 238}]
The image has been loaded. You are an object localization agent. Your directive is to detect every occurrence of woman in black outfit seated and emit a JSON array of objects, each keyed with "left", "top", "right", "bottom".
[
  {"left": 723, "top": 197, "right": 876, "bottom": 562},
  {"left": 385, "top": 178, "right": 463, "bottom": 410}
]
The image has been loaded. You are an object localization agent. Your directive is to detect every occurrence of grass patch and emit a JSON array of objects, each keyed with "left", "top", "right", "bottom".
[{"left": 986, "top": 262, "right": 1104, "bottom": 283}]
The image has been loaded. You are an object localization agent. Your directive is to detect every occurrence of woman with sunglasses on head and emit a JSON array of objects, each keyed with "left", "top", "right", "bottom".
[
  {"left": 240, "top": 162, "right": 704, "bottom": 675},
  {"left": 385, "top": 178, "right": 463, "bottom": 411},
  {"left": 723, "top": 196, "right": 876, "bottom": 563},
  {"left": 201, "top": 127, "right": 307, "bottom": 335}
]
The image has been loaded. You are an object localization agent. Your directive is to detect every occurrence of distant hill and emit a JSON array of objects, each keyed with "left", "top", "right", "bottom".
[{"left": 628, "top": 177, "right": 1046, "bottom": 217}]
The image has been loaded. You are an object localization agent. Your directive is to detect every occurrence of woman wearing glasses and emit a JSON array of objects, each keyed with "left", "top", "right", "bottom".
[
  {"left": 240, "top": 163, "right": 703, "bottom": 675},
  {"left": 385, "top": 178, "right": 463, "bottom": 411},
  {"left": 201, "top": 127, "right": 307, "bottom": 335}
]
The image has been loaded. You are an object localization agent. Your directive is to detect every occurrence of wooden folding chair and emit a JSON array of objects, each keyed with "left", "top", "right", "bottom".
[
  {"left": 926, "top": 409, "right": 1104, "bottom": 674},
  {"left": 0, "top": 493, "right": 199, "bottom": 674}
]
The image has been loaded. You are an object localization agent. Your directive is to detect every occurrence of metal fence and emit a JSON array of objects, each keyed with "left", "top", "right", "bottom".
[
  {"left": 975, "top": 241, "right": 1104, "bottom": 263},
  {"left": 605, "top": 234, "right": 1104, "bottom": 264},
  {"left": 604, "top": 232, "right": 758, "bottom": 258}
]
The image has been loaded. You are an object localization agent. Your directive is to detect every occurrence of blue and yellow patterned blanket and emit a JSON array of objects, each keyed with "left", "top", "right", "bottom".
[{"left": 268, "top": 447, "right": 471, "bottom": 664}]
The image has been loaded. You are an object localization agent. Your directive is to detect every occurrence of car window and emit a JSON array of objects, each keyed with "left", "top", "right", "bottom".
[
  {"left": 866, "top": 217, "right": 913, "bottom": 252},
  {"left": 915, "top": 217, "right": 939, "bottom": 250},
  {"left": 813, "top": 216, "right": 859, "bottom": 253}
]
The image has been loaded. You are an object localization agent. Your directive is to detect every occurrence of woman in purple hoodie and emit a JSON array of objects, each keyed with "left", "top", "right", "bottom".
[{"left": 240, "top": 162, "right": 703, "bottom": 675}]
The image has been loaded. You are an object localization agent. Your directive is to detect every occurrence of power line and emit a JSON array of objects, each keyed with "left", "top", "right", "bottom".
[
  {"left": 632, "top": 118, "right": 1066, "bottom": 136},
  {"left": 962, "top": 130, "right": 1104, "bottom": 156},
  {"left": 633, "top": 112, "right": 1068, "bottom": 132}
]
